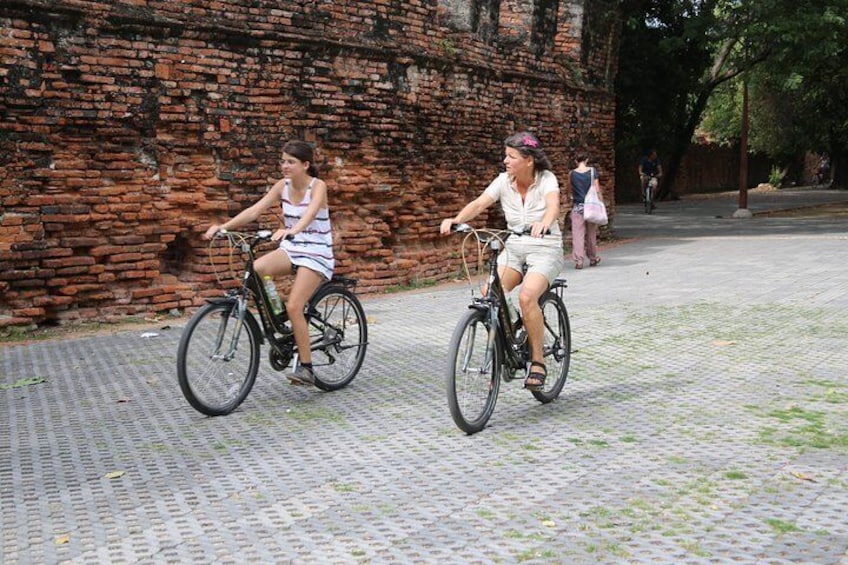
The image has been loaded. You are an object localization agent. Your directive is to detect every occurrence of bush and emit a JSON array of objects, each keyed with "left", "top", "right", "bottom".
[{"left": 769, "top": 165, "right": 785, "bottom": 188}]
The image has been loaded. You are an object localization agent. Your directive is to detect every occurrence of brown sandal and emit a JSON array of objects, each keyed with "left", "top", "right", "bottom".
[{"left": 524, "top": 361, "right": 547, "bottom": 390}]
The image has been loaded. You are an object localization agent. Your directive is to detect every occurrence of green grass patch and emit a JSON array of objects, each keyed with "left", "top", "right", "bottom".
[
  {"left": 476, "top": 508, "right": 496, "bottom": 520},
  {"left": 765, "top": 518, "right": 801, "bottom": 534},
  {"left": 0, "top": 376, "right": 46, "bottom": 390},
  {"left": 758, "top": 406, "right": 848, "bottom": 449},
  {"left": 381, "top": 278, "right": 438, "bottom": 294}
]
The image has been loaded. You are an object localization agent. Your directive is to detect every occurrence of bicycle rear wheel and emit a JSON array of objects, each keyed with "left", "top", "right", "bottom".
[
  {"left": 532, "top": 292, "right": 571, "bottom": 403},
  {"left": 177, "top": 302, "right": 260, "bottom": 416},
  {"left": 307, "top": 285, "right": 368, "bottom": 391},
  {"left": 446, "top": 308, "right": 502, "bottom": 434}
]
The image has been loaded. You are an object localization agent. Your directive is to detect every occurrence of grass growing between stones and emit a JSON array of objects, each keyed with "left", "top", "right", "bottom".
[
  {"left": 751, "top": 405, "right": 848, "bottom": 450},
  {"left": 0, "top": 376, "right": 47, "bottom": 390},
  {"left": 765, "top": 518, "right": 801, "bottom": 534}
]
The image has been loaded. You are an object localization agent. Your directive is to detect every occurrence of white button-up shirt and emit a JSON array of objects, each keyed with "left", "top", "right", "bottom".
[{"left": 483, "top": 170, "right": 562, "bottom": 237}]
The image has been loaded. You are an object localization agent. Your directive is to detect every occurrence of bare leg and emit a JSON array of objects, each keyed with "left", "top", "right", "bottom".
[
  {"left": 254, "top": 249, "right": 293, "bottom": 279},
  {"left": 518, "top": 272, "right": 549, "bottom": 388},
  {"left": 285, "top": 267, "right": 325, "bottom": 366},
  {"left": 481, "top": 265, "right": 522, "bottom": 296}
]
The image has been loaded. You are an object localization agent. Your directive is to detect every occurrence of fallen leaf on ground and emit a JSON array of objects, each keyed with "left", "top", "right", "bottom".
[
  {"left": 713, "top": 340, "right": 737, "bottom": 346},
  {"left": 104, "top": 470, "right": 125, "bottom": 479},
  {"left": 55, "top": 534, "right": 70, "bottom": 545},
  {"left": 791, "top": 471, "right": 816, "bottom": 482}
]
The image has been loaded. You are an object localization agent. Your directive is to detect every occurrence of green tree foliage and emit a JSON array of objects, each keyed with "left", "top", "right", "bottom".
[
  {"left": 701, "top": 1, "right": 848, "bottom": 185},
  {"left": 617, "top": 0, "right": 848, "bottom": 195}
]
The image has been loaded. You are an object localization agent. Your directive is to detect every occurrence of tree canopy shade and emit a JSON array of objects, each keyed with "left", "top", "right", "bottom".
[{"left": 616, "top": 0, "right": 848, "bottom": 196}]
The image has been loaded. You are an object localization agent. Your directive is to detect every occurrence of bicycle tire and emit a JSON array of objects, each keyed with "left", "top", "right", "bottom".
[
  {"left": 446, "top": 308, "right": 502, "bottom": 434},
  {"left": 531, "top": 292, "right": 571, "bottom": 403},
  {"left": 645, "top": 191, "right": 652, "bottom": 214},
  {"left": 177, "top": 302, "right": 260, "bottom": 416},
  {"left": 307, "top": 285, "right": 368, "bottom": 392}
]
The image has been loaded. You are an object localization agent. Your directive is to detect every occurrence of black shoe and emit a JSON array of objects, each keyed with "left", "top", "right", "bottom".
[{"left": 286, "top": 364, "right": 315, "bottom": 386}]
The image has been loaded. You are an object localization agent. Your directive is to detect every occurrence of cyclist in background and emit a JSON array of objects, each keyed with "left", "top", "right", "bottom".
[
  {"left": 638, "top": 149, "right": 663, "bottom": 209},
  {"left": 439, "top": 131, "right": 565, "bottom": 391},
  {"left": 816, "top": 153, "right": 831, "bottom": 185}
]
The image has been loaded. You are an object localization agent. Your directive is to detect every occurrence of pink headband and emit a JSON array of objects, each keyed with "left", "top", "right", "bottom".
[{"left": 522, "top": 135, "right": 539, "bottom": 148}]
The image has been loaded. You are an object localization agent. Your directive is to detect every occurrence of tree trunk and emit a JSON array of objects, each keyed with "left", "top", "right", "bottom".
[
  {"left": 657, "top": 89, "right": 713, "bottom": 200},
  {"left": 831, "top": 144, "right": 847, "bottom": 189}
]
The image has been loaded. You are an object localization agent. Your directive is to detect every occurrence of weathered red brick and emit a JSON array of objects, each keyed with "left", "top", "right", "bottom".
[{"left": 0, "top": 0, "right": 619, "bottom": 329}]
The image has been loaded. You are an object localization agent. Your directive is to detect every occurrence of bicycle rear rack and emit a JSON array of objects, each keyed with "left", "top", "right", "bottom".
[{"left": 550, "top": 278, "right": 567, "bottom": 301}]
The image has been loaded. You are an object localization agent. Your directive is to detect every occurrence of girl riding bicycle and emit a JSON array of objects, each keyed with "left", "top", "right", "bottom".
[
  {"left": 202, "top": 140, "right": 333, "bottom": 386},
  {"left": 439, "top": 131, "right": 565, "bottom": 390}
]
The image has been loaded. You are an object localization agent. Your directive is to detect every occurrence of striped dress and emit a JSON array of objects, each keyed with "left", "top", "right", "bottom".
[{"left": 279, "top": 178, "right": 335, "bottom": 280}]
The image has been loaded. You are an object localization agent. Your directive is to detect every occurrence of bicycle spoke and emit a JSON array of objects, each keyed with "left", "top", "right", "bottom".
[
  {"left": 447, "top": 309, "right": 500, "bottom": 434},
  {"left": 177, "top": 302, "right": 259, "bottom": 416},
  {"left": 307, "top": 286, "right": 367, "bottom": 391}
]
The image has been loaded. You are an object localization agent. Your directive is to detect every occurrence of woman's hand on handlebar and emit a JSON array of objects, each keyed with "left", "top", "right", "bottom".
[{"left": 530, "top": 222, "right": 550, "bottom": 239}]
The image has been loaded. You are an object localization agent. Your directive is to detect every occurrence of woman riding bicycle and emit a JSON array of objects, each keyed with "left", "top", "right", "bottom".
[
  {"left": 439, "top": 131, "right": 565, "bottom": 390},
  {"left": 202, "top": 140, "right": 333, "bottom": 386}
]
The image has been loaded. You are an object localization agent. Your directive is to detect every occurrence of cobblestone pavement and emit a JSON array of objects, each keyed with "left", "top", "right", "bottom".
[{"left": 3, "top": 187, "right": 848, "bottom": 564}]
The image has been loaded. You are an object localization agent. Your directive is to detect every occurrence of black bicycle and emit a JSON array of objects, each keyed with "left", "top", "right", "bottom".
[
  {"left": 177, "top": 229, "right": 368, "bottom": 416},
  {"left": 643, "top": 173, "right": 659, "bottom": 214},
  {"left": 445, "top": 224, "right": 571, "bottom": 434}
]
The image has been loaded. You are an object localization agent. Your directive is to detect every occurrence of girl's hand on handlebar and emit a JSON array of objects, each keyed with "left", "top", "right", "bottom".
[
  {"left": 440, "top": 218, "right": 455, "bottom": 236},
  {"left": 271, "top": 228, "right": 289, "bottom": 241},
  {"left": 203, "top": 224, "right": 222, "bottom": 240}
]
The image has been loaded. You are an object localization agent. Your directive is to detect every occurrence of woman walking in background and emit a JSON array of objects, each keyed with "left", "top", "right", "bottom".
[{"left": 569, "top": 151, "right": 602, "bottom": 269}]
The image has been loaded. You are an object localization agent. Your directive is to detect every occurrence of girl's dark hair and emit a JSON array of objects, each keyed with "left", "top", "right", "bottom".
[
  {"left": 504, "top": 131, "right": 552, "bottom": 172},
  {"left": 574, "top": 150, "right": 590, "bottom": 165},
  {"left": 283, "top": 140, "right": 319, "bottom": 177}
]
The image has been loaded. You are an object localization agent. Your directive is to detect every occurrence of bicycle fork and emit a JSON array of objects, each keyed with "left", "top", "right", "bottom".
[
  {"left": 212, "top": 296, "right": 249, "bottom": 362},
  {"left": 459, "top": 306, "right": 498, "bottom": 378}
]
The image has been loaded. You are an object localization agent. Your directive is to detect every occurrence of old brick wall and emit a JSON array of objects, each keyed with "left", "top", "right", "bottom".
[{"left": 0, "top": 0, "right": 620, "bottom": 328}]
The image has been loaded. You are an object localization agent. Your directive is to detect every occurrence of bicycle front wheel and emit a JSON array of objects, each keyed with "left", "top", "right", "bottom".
[
  {"left": 532, "top": 292, "right": 571, "bottom": 403},
  {"left": 177, "top": 302, "right": 260, "bottom": 416},
  {"left": 446, "top": 308, "right": 502, "bottom": 434},
  {"left": 307, "top": 286, "right": 368, "bottom": 391}
]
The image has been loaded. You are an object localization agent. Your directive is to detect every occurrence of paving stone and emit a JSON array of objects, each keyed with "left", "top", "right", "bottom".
[{"left": 3, "top": 188, "right": 848, "bottom": 563}]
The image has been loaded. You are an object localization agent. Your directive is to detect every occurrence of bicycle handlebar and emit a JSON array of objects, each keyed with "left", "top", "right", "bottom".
[
  {"left": 451, "top": 224, "right": 550, "bottom": 237},
  {"left": 216, "top": 229, "right": 294, "bottom": 243}
]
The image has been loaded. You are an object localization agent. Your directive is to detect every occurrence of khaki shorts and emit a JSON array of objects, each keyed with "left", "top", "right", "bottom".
[{"left": 497, "top": 236, "right": 564, "bottom": 285}]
